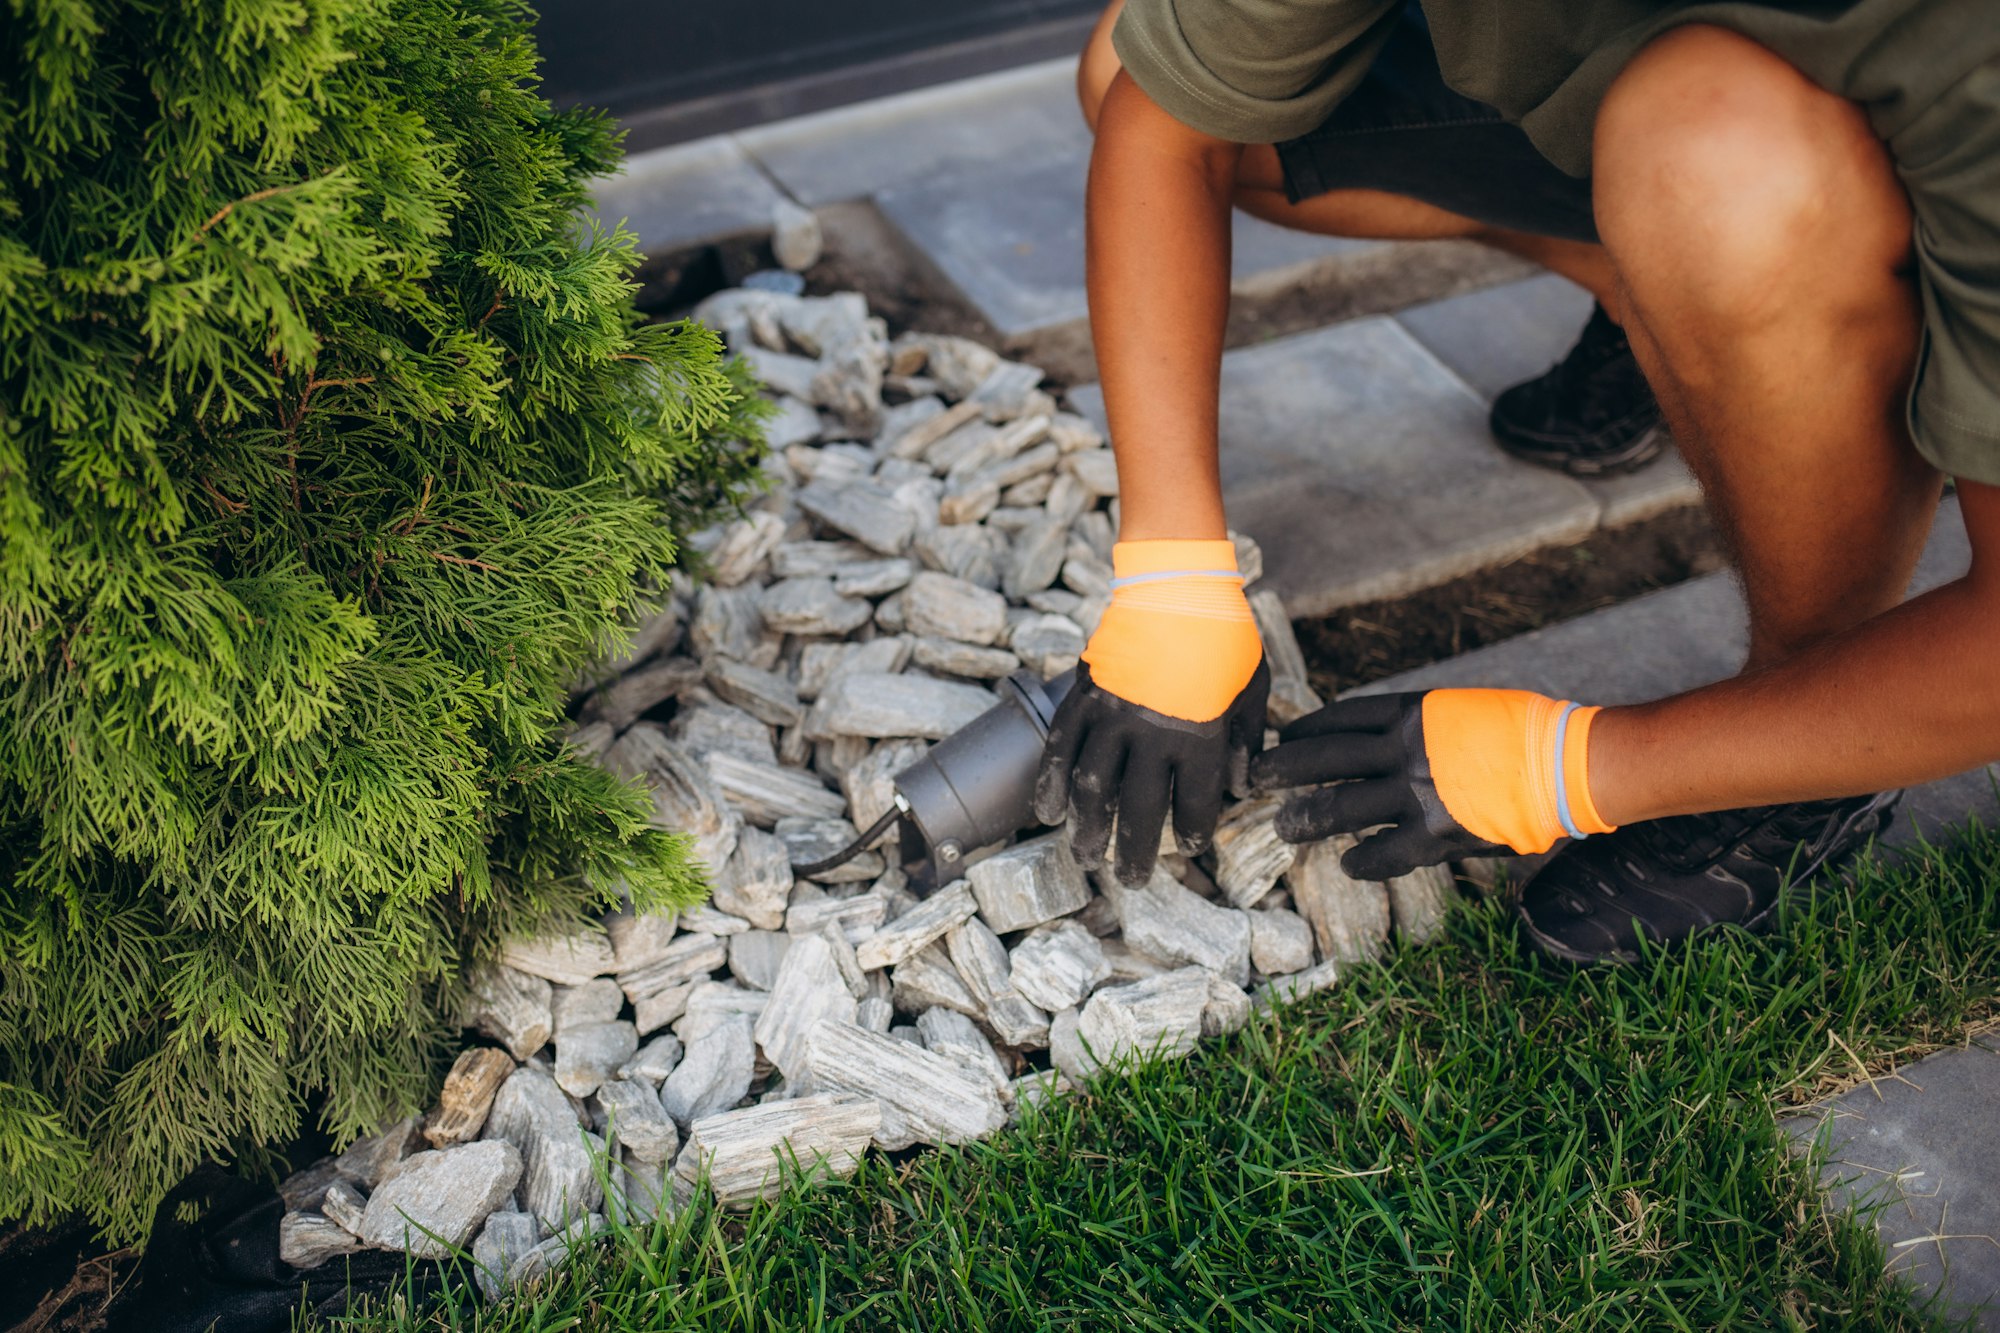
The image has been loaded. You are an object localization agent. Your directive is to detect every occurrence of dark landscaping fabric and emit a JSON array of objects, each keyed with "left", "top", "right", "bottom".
[{"left": 5, "top": 1168, "right": 450, "bottom": 1333}]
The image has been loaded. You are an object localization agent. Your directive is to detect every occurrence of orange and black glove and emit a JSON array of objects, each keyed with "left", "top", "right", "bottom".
[
  {"left": 1249, "top": 689, "right": 1616, "bottom": 880},
  {"left": 1035, "top": 539, "right": 1269, "bottom": 885}
]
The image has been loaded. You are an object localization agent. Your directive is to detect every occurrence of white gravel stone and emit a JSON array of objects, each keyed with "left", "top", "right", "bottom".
[
  {"left": 1387, "top": 862, "right": 1458, "bottom": 942},
  {"left": 945, "top": 918, "right": 1050, "bottom": 1049},
  {"left": 334, "top": 1116, "right": 420, "bottom": 1188},
  {"left": 805, "top": 1021, "right": 1008, "bottom": 1149},
  {"left": 1248, "top": 908, "right": 1315, "bottom": 976},
  {"left": 1285, "top": 838, "right": 1392, "bottom": 964},
  {"left": 705, "top": 656, "right": 804, "bottom": 728},
  {"left": 759, "top": 576, "right": 873, "bottom": 637},
  {"left": 681, "top": 903, "right": 753, "bottom": 936},
  {"left": 1060, "top": 449, "right": 1119, "bottom": 498},
  {"left": 484, "top": 1066, "right": 603, "bottom": 1225},
  {"left": 1201, "top": 973, "right": 1253, "bottom": 1038},
  {"left": 915, "top": 523, "right": 1008, "bottom": 589},
  {"left": 772, "top": 539, "right": 872, "bottom": 578},
  {"left": 280, "top": 1213, "right": 360, "bottom": 1269},
  {"left": 425, "top": 1047, "right": 515, "bottom": 1149},
  {"left": 1008, "top": 613, "right": 1086, "bottom": 677},
  {"left": 554, "top": 1021, "right": 638, "bottom": 1099},
  {"left": 659, "top": 1016, "right": 757, "bottom": 1129},
  {"left": 502, "top": 930, "right": 616, "bottom": 987},
  {"left": 797, "top": 480, "right": 916, "bottom": 556},
  {"left": 633, "top": 985, "right": 694, "bottom": 1036},
  {"left": 673, "top": 1094, "right": 880, "bottom": 1208},
  {"left": 616, "top": 933, "right": 727, "bottom": 1009},
  {"left": 708, "top": 751, "right": 847, "bottom": 827},
  {"left": 763, "top": 396, "right": 823, "bottom": 451},
  {"left": 857, "top": 994, "right": 895, "bottom": 1031},
  {"left": 551, "top": 978, "right": 623, "bottom": 1032},
  {"left": 1072, "top": 967, "right": 1211, "bottom": 1076},
  {"left": 472, "top": 1211, "right": 543, "bottom": 1299},
  {"left": 1106, "top": 867, "right": 1252, "bottom": 987},
  {"left": 689, "top": 583, "right": 768, "bottom": 663},
  {"left": 965, "top": 832, "right": 1090, "bottom": 932},
  {"left": 771, "top": 199, "right": 823, "bottom": 271},
  {"left": 320, "top": 1179, "right": 367, "bottom": 1236},
  {"left": 727, "top": 930, "right": 793, "bottom": 990},
  {"left": 674, "top": 982, "right": 768, "bottom": 1044},
  {"left": 754, "top": 932, "right": 859, "bottom": 1082},
  {"left": 604, "top": 910, "right": 680, "bottom": 974},
  {"left": 901, "top": 571, "right": 1009, "bottom": 646},
  {"left": 1006, "top": 920, "right": 1109, "bottom": 1012},
  {"left": 1248, "top": 589, "right": 1323, "bottom": 726},
  {"left": 916, "top": 1007, "right": 1009, "bottom": 1089},
  {"left": 704, "top": 509, "right": 789, "bottom": 586},
  {"left": 910, "top": 636, "right": 1021, "bottom": 679},
  {"left": 604, "top": 726, "right": 741, "bottom": 873},
  {"left": 619, "top": 1033, "right": 684, "bottom": 1085},
  {"left": 809, "top": 672, "right": 994, "bottom": 741},
  {"left": 1254, "top": 960, "right": 1341, "bottom": 1009},
  {"left": 466, "top": 966, "right": 554, "bottom": 1061},
  {"left": 775, "top": 816, "right": 885, "bottom": 883},
  {"left": 830, "top": 557, "right": 913, "bottom": 598},
  {"left": 1212, "top": 797, "right": 1297, "bottom": 909},
  {"left": 853, "top": 880, "right": 977, "bottom": 971},
  {"left": 841, "top": 737, "right": 928, "bottom": 831},
  {"left": 710, "top": 826, "right": 794, "bottom": 930},
  {"left": 670, "top": 700, "right": 778, "bottom": 767},
  {"left": 594, "top": 1078, "right": 679, "bottom": 1164},
  {"left": 890, "top": 942, "right": 981, "bottom": 1019},
  {"left": 592, "top": 656, "right": 704, "bottom": 730}
]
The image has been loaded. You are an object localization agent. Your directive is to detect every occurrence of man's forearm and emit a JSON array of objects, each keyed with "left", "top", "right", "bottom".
[
  {"left": 1086, "top": 70, "right": 1241, "bottom": 541},
  {"left": 1591, "top": 483, "right": 2000, "bottom": 824}
]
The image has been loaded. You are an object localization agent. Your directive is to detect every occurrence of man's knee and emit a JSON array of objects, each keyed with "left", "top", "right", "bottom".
[
  {"left": 1077, "top": 1, "right": 1125, "bottom": 132},
  {"left": 1594, "top": 25, "right": 1911, "bottom": 327}
]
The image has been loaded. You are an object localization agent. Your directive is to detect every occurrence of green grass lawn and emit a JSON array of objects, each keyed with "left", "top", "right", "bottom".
[{"left": 326, "top": 827, "right": 2000, "bottom": 1331}]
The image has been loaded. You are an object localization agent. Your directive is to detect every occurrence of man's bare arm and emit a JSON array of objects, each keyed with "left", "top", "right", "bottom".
[
  {"left": 1591, "top": 479, "right": 2000, "bottom": 824},
  {"left": 1087, "top": 69, "right": 1242, "bottom": 541}
]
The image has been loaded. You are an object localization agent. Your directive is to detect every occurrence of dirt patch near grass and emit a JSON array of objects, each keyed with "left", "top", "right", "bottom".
[{"left": 1295, "top": 504, "right": 1726, "bottom": 699}]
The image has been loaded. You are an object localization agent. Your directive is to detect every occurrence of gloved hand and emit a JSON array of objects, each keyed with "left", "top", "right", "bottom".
[
  {"left": 1248, "top": 688, "right": 1615, "bottom": 880},
  {"left": 1034, "top": 539, "right": 1269, "bottom": 885}
]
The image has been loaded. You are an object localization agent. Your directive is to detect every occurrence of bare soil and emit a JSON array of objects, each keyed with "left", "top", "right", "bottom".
[{"left": 1295, "top": 505, "right": 1726, "bottom": 699}]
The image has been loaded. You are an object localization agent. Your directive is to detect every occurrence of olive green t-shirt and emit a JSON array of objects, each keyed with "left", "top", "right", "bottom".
[{"left": 1114, "top": 0, "right": 2000, "bottom": 485}]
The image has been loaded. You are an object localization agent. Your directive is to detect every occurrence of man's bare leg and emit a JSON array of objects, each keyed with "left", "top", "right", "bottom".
[
  {"left": 1591, "top": 25, "right": 1942, "bottom": 674},
  {"left": 1077, "top": 0, "right": 1620, "bottom": 307}
]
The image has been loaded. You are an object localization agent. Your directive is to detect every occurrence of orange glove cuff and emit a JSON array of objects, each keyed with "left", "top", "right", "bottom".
[
  {"left": 1420, "top": 689, "right": 1616, "bottom": 855},
  {"left": 1081, "top": 540, "right": 1261, "bottom": 723}
]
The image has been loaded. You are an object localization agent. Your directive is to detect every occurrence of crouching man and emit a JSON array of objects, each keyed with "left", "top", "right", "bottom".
[{"left": 1037, "top": 0, "right": 2000, "bottom": 962}]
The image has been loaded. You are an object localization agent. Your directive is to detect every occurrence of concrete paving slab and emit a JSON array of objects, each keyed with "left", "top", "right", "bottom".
[
  {"left": 1395, "top": 273, "right": 1702, "bottom": 527},
  {"left": 1783, "top": 1038, "right": 2000, "bottom": 1330},
  {"left": 878, "top": 147, "right": 1383, "bottom": 340},
  {"left": 1348, "top": 496, "right": 1995, "bottom": 846},
  {"left": 1068, "top": 318, "right": 1600, "bottom": 616},
  {"left": 591, "top": 138, "right": 786, "bottom": 255},
  {"left": 736, "top": 58, "right": 1092, "bottom": 208},
  {"left": 1396, "top": 273, "right": 1596, "bottom": 402}
]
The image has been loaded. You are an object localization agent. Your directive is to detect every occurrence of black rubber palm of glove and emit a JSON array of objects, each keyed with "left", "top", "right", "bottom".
[
  {"left": 1248, "top": 691, "right": 1507, "bottom": 881},
  {"left": 1035, "top": 658, "right": 1271, "bottom": 885}
]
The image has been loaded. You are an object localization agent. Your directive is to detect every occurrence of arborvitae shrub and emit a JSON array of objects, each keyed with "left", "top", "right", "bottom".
[{"left": 0, "top": 0, "right": 764, "bottom": 1241}]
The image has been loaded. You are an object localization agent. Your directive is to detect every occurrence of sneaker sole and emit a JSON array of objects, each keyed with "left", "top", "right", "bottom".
[
  {"left": 1516, "top": 791, "right": 1901, "bottom": 966},
  {"left": 1494, "top": 421, "right": 1668, "bottom": 479}
]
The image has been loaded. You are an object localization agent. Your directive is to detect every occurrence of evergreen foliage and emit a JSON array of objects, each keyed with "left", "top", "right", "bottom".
[{"left": 0, "top": 0, "right": 763, "bottom": 1241}]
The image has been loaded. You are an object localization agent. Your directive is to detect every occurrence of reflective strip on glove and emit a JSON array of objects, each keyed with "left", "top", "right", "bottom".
[
  {"left": 1081, "top": 539, "right": 1261, "bottom": 723},
  {"left": 1422, "top": 689, "right": 1616, "bottom": 855}
]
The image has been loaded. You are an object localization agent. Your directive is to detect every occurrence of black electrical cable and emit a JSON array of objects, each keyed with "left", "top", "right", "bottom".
[{"left": 788, "top": 804, "right": 901, "bottom": 877}]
